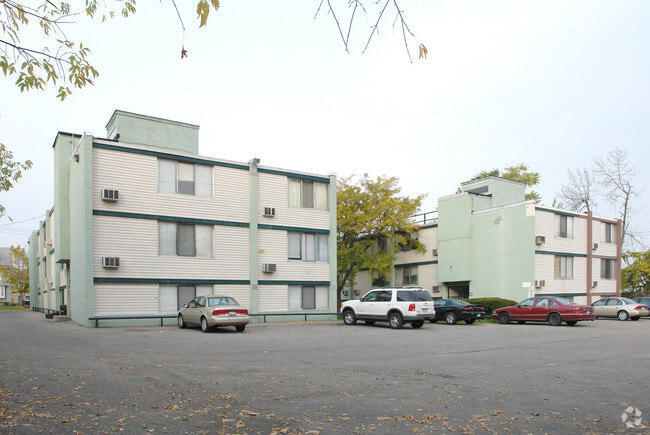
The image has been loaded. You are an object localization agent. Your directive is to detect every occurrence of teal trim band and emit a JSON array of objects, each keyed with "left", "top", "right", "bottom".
[
  {"left": 395, "top": 260, "right": 439, "bottom": 268},
  {"left": 535, "top": 206, "right": 585, "bottom": 218},
  {"left": 93, "top": 210, "right": 249, "bottom": 228},
  {"left": 536, "top": 250, "right": 587, "bottom": 258},
  {"left": 258, "top": 224, "right": 329, "bottom": 234},
  {"left": 258, "top": 280, "right": 331, "bottom": 286},
  {"left": 58, "top": 286, "right": 66, "bottom": 291},
  {"left": 535, "top": 293, "right": 587, "bottom": 297},
  {"left": 421, "top": 224, "right": 438, "bottom": 229},
  {"left": 94, "top": 278, "right": 250, "bottom": 285},
  {"left": 93, "top": 142, "right": 250, "bottom": 170},
  {"left": 49, "top": 248, "right": 54, "bottom": 255},
  {"left": 258, "top": 168, "right": 330, "bottom": 184}
]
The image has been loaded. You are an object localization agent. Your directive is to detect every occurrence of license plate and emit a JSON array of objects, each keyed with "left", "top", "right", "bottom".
[
  {"left": 229, "top": 311, "right": 236, "bottom": 316},
  {"left": 422, "top": 308, "right": 428, "bottom": 312}
]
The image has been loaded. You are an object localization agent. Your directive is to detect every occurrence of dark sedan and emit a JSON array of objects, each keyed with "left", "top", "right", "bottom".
[
  {"left": 431, "top": 299, "right": 486, "bottom": 324},
  {"left": 493, "top": 297, "right": 596, "bottom": 326}
]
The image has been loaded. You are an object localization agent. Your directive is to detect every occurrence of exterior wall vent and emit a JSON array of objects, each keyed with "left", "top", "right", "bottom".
[
  {"left": 534, "top": 280, "right": 546, "bottom": 288},
  {"left": 535, "top": 236, "right": 545, "bottom": 245},
  {"left": 102, "top": 257, "right": 120, "bottom": 268},
  {"left": 263, "top": 263, "right": 276, "bottom": 273},
  {"left": 101, "top": 189, "right": 119, "bottom": 201},
  {"left": 263, "top": 207, "right": 276, "bottom": 217}
]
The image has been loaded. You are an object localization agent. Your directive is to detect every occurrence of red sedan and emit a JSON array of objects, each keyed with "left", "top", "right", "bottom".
[{"left": 492, "top": 297, "right": 596, "bottom": 326}]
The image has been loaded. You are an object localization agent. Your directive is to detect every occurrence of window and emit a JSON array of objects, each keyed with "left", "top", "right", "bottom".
[
  {"left": 601, "top": 222, "right": 614, "bottom": 243},
  {"left": 0, "top": 286, "right": 5, "bottom": 299},
  {"left": 159, "top": 222, "right": 212, "bottom": 257},
  {"left": 519, "top": 298, "right": 535, "bottom": 307},
  {"left": 397, "top": 266, "right": 418, "bottom": 285},
  {"left": 159, "top": 285, "right": 212, "bottom": 311},
  {"left": 554, "top": 256, "right": 573, "bottom": 279},
  {"left": 288, "top": 178, "right": 328, "bottom": 210},
  {"left": 601, "top": 259, "right": 615, "bottom": 279},
  {"left": 289, "top": 286, "right": 328, "bottom": 310},
  {"left": 397, "top": 233, "right": 419, "bottom": 252},
  {"left": 555, "top": 215, "right": 574, "bottom": 238},
  {"left": 158, "top": 159, "right": 212, "bottom": 197},
  {"left": 288, "top": 232, "right": 328, "bottom": 261},
  {"left": 534, "top": 298, "right": 549, "bottom": 307}
]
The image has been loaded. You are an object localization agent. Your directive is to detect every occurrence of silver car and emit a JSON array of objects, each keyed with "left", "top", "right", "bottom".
[
  {"left": 591, "top": 297, "right": 649, "bottom": 321},
  {"left": 178, "top": 296, "right": 249, "bottom": 332}
]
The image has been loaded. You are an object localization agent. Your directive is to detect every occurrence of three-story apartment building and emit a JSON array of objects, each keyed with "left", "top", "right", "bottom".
[{"left": 29, "top": 110, "right": 337, "bottom": 326}]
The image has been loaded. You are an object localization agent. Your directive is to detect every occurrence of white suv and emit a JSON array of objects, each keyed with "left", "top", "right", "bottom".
[{"left": 341, "top": 287, "right": 435, "bottom": 329}]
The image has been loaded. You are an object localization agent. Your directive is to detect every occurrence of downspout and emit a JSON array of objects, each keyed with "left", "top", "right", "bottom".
[
  {"left": 249, "top": 158, "right": 260, "bottom": 316},
  {"left": 616, "top": 218, "right": 623, "bottom": 297},
  {"left": 586, "top": 211, "right": 593, "bottom": 304}
]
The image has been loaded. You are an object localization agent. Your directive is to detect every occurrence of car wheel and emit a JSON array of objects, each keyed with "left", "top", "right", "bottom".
[
  {"left": 566, "top": 320, "right": 578, "bottom": 326},
  {"left": 464, "top": 319, "right": 476, "bottom": 324},
  {"left": 235, "top": 325, "right": 246, "bottom": 332},
  {"left": 498, "top": 312, "right": 510, "bottom": 324},
  {"left": 631, "top": 316, "right": 640, "bottom": 321},
  {"left": 411, "top": 320, "right": 424, "bottom": 329},
  {"left": 517, "top": 320, "right": 526, "bottom": 324},
  {"left": 177, "top": 315, "right": 187, "bottom": 329},
  {"left": 342, "top": 310, "right": 357, "bottom": 325},
  {"left": 201, "top": 317, "right": 210, "bottom": 332},
  {"left": 445, "top": 311, "right": 458, "bottom": 325},
  {"left": 389, "top": 312, "right": 404, "bottom": 329},
  {"left": 617, "top": 310, "right": 629, "bottom": 321},
  {"left": 364, "top": 320, "right": 376, "bottom": 325},
  {"left": 548, "top": 312, "right": 562, "bottom": 326}
]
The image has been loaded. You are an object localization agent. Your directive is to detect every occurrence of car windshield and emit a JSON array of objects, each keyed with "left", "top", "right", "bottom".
[
  {"left": 554, "top": 297, "right": 574, "bottom": 306},
  {"left": 396, "top": 290, "right": 433, "bottom": 302},
  {"left": 620, "top": 297, "right": 637, "bottom": 304},
  {"left": 207, "top": 297, "right": 239, "bottom": 306}
]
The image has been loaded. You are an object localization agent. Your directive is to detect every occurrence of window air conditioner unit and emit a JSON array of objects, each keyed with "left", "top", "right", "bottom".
[
  {"left": 101, "top": 189, "right": 119, "bottom": 201},
  {"left": 263, "top": 263, "right": 276, "bottom": 273},
  {"left": 535, "top": 236, "right": 545, "bottom": 245},
  {"left": 593, "top": 243, "right": 598, "bottom": 250},
  {"left": 592, "top": 281, "right": 598, "bottom": 288},
  {"left": 432, "top": 249, "right": 438, "bottom": 256},
  {"left": 102, "top": 257, "right": 120, "bottom": 268},
  {"left": 432, "top": 285, "right": 441, "bottom": 293},
  {"left": 535, "top": 280, "right": 545, "bottom": 288},
  {"left": 263, "top": 207, "right": 276, "bottom": 217}
]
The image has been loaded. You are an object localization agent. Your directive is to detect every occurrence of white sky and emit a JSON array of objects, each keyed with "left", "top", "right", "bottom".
[{"left": 1, "top": 0, "right": 649, "bottom": 249}]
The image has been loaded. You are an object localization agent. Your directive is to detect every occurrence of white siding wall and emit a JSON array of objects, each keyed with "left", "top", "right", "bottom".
[
  {"left": 534, "top": 254, "right": 587, "bottom": 295},
  {"left": 93, "top": 147, "right": 250, "bottom": 223},
  {"left": 258, "top": 229, "right": 330, "bottom": 281},
  {"left": 94, "top": 285, "right": 159, "bottom": 314},
  {"left": 534, "top": 210, "right": 588, "bottom": 254},
  {"left": 258, "top": 285, "right": 289, "bottom": 311},
  {"left": 214, "top": 285, "right": 251, "bottom": 309},
  {"left": 593, "top": 219, "right": 618, "bottom": 258}
]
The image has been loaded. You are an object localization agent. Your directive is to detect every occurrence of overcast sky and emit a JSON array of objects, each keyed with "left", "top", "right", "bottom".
[{"left": 1, "top": 0, "right": 648, "bottom": 249}]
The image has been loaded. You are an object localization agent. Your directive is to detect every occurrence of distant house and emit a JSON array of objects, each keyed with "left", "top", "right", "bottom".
[
  {"left": 28, "top": 110, "right": 337, "bottom": 327},
  {"left": 0, "top": 247, "right": 12, "bottom": 304},
  {"left": 350, "top": 177, "right": 622, "bottom": 305}
]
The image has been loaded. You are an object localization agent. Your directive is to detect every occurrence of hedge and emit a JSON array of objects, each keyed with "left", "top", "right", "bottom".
[{"left": 463, "top": 297, "right": 519, "bottom": 316}]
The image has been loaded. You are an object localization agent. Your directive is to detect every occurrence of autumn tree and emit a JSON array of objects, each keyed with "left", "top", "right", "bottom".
[
  {"left": 621, "top": 251, "right": 650, "bottom": 297},
  {"left": 337, "top": 174, "right": 425, "bottom": 306},
  {"left": 471, "top": 163, "right": 541, "bottom": 201},
  {"left": 0, "top": 245, "right": 29, "bottom": 303},
  {"left": 0, "top": 143, "right": 32, "bottom": 218}
]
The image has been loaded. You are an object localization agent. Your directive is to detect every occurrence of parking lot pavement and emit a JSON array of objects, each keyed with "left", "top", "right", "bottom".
[{"left": 1, "top": 311, "right": 649, "bottom": 434}]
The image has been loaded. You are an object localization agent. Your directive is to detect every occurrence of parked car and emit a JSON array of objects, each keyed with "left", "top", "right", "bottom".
[
  {"left": 632, "top": 297, "right": 650, "bottom": 317},
  {"left": 431, "top": 299, "right": 486, "bottom": 324},
  {"left": 492, "top": 297, "right": 596, "bottom": 326},
  {"left": 178, "top": 296, "right": 249, "bottom": 332},
  {"left": 341, "top": 287, "right": 435, "bottom": 329},
  {"left": 590, "top": 297, "right": 649, "bottom": 321}
]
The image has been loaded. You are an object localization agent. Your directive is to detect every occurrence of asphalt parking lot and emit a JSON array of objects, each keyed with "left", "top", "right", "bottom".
[{"left": 1, "top": 311, "right": 648, "bottom": 434}]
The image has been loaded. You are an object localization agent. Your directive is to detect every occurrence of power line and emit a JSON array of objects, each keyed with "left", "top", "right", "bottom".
[{"left": 0, "top": 215, "right": 45, "bottom": 226}]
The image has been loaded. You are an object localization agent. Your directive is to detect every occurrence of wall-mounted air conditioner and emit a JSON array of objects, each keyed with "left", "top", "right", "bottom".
[
  {"left": 593, "top": 243, "right": 599, "bottom": 250},
  {"left": 263, "top": 207, "right": 276, "bottom": 217},
  {"left": 432, "top": 249, "right": 438, "bottom": 256},
  {"left": 535, "top": 236, "right": 545, "bottom": 245},
  {"left": 535, "top": 280, "right": 546, "bottom": 288},
  {"left": 101, "top": 189, "right": 119, "bottom": 201},
  {"left": 592, "top": 281, "right": 598, "bottom": 288},
  {"left": 432, "top": 285, "right": 441, "bottom": 293},
  {"left": 102, "top": 257, "right": 120, "bottom": 268},
  {"left": 263, "top": 263, "right": 276, "bottom": 273}
]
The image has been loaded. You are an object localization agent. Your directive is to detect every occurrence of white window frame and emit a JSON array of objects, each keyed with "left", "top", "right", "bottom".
[
  {"left": 288, "top": 178, "right": 328, "bottom": 210},
  {"left": 554, "top": 256, "right": 574, "bottom": 279},
  {"left": 288, "top": 285, "right": 329, "bottom": 310},
  {"left": 158, "top": 159, "right": 212, "bottom": 197},
  {"left": 397, "top": 266, "right": 418, "bottom": 285},
  {"left": 158, "top": 222, "right": 213, "bottom": 257},
  {"left": 288, "top": 232, "right": 328, "bottom": 262},
  {"left": 555, "top": 214, "right": 574, "bottom": 239},
  {"left": 600, "top": 258, "right": 615, "bottom": 279},
  {"left": 159, "top": 285, "right": 213, "bottom": 312},
  {"left": 601, "top": 222, "right": 614, "bottom": 244}
]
